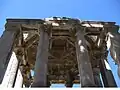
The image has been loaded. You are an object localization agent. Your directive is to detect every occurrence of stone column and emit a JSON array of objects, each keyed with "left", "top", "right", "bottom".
[
  {"left": 99, "top": 42, "right": 117, "bottom": 87},
  {"left": 65, "top": 70, "right": 75, "bottom": 87},
  {"left": 0, "top": 28, "right": 19, "bottom": 83},
  {"left": 92, "top": 68, "right": 103, "bottom": 87},
  {"left": 32, "top": 26, "right": 49, "bottom": 87},
  {"left": 99, "top": 59, "right": 117, "bottom": 87},
  {"left": 90, "top": 51, "right": 103, "bottom": 87},
  {"left": 14, "top": 69, "right": 23, "bottom": 88},
  {"left": 75, "top": 29, "right": 96, "bottom": 87},
  {"left": 108, "top": 32, "right": 120, "bottom": 77},
  {"left": 1, "top": 52, "right": 19, "bottom": 87}
]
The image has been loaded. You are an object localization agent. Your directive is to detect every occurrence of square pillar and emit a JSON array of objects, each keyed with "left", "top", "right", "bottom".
[
  {"left": 75, "top": 29, "right": 96, "bottom": 87},
  {"left": 14, "top": 69, "right": 23, "bottom": 88},
  {"left": 0, "top": 29, "right": 19, "bottom": 83},
  {"left": 1, "top": 52, "right": 19, "bottom": 87},
  {"left": 99, "top": 59, "right": 117, "bottom": 87},
  {"left": 32, "top": 27, "right": 49, "bottom": 87},
  {"left": 92, "top": 68, "right": 103, "bottom": 87}
]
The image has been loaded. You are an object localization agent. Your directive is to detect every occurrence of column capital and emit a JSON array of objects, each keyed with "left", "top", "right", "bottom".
[
  {"left": 5, "top": 23, "right": 21, "bottom": 31},
  {"left": 38, "top": 24, "right": 52, "bottom": 36}
]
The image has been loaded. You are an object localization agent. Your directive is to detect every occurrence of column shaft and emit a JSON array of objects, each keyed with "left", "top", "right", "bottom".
[
  {"left": 14, "top": 69, "right": 23, "bottom": 88},
  {"left": 0, "top": 30, "right": 19, "bottom": 83},
  {"left": 99, "top": 59, "right": 117, "bottom": 87},
  {"left": 75, "top": 30, "right": 95, "bottom": 87},
  {"left": 1, "top": 52, "right": 19, "bottom": 87},
  {"left": 32, "top": 29, "right": 49, "bottom": 87},
  {"left": 93, "top": 68, "right": 103, "bottom": 87}
]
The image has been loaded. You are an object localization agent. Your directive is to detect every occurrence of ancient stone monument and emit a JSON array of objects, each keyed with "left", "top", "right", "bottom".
[{"left": 0, "top": 17, "right": 120, "bottom": 87}]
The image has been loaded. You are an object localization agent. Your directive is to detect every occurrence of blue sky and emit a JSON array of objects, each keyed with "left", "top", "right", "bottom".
[{"left": 0, "top": 0, "right": 120, "bottom": 87}]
